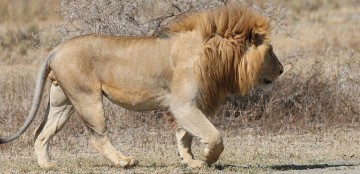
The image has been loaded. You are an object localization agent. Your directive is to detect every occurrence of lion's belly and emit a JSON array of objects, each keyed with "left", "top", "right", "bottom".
[{"left": 101, "top": 84, "right": 170, "bottom": 111}]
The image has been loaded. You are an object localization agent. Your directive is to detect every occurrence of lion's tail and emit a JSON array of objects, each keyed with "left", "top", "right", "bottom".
[{"left": 0, "top": 52, "right": 53, "bottom": 144}]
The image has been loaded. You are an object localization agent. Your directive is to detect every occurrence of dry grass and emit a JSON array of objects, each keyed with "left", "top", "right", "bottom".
[
  {"left": 0, "top": 0, "right": 59, "bottom": 23},
  {"left": 0, "top": 0, "right": 359, "bottom": 173}
]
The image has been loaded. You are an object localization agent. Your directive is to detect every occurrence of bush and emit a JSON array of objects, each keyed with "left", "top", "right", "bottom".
[
  {"left": 219, "top": 64, "right": 358, "bottom": 133},
  {"left": 58, "top": 0, "right": 288, "bottom": 37}
]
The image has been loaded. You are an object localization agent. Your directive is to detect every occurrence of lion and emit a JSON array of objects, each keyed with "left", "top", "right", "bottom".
[{"left": 0, "top": 5, "right": 283, "bottom": 168}]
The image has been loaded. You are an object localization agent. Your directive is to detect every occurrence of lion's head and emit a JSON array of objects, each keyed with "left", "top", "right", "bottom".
[
  {"left": 256, "top": 45, "right": 283, "bottom": 91},
  {"left": 162, "top": 5, "right": 283, "bottom": 114}
]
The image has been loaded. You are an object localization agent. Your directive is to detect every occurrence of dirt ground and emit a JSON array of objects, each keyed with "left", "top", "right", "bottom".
[
  {"left": 2, "top": 128, "right": 360, "bottom": 173},
  {"left": 0, "top": 1, "right": 359, "bottom": 173}
]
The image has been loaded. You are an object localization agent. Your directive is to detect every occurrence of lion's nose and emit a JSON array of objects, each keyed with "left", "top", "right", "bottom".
[{"left": 279, "top": 64, "right": 284, "bottom": 75}]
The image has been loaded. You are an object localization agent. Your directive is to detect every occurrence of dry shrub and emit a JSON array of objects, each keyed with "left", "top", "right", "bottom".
[
  {"left": 58, "top": 0, "right": 228, "bottom": 38},
  {"left": 0, "top": 66, "right": 42, "bottom": 148},
  {"left": 218, "top": 50, "right": 359, "bottom": 133},
  {"left": 0, "top": 25, "right": 39, "bottom": 58},
  {"left": 0, "top": 1, "right": 61, "bottom": 66},
  {"left": 0, "top": 0, "right": 59, "bottom": 23},
  {"left": 58, "top": 0, "right": 290, "bottom": 38}
]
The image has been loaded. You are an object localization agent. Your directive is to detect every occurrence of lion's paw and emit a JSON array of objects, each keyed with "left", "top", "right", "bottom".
[
  {"left": 38, "top": 161, "right": 57, "bottom": 169},
  {"left": 119, "top": 156, "right": 138, "bottom": 168},
  {"left": 186, "top": 160, "right": 205, "bottom": 168}
]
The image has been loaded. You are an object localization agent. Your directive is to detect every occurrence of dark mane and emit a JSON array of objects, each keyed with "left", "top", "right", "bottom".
[{"left": 160, "top": 5, "right": 270, "bottom": 41}]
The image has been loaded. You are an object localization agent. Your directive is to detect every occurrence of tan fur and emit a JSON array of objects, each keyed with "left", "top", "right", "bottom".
[{"left": 0, "top": 5, "right": 283, "bottom": 168}]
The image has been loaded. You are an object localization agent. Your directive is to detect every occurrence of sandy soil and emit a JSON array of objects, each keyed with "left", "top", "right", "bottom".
[{"left": 1, "top": 128, "right": 360, "bottom": 173}]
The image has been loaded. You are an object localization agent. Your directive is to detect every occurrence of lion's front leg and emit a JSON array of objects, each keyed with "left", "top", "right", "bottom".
[
  {"left": 169, "top": 66, "right": 224, "bottom": 167},
  {"left": 202, "top": 132, "right": 224, "bottom": 165},
  {"left": 171, "top": 104, "right": 224, "bottom": 167},
  {"left": 176, "top": 128, "right": 205, "bottom": 167}
]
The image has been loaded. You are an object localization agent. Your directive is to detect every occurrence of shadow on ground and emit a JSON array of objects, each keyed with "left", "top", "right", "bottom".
[
  {"left": 215, "top": 163, "right": 357, "bottom": 171},
  {"left": 270, "top": 164, "right": 356, "bottom": 171}
]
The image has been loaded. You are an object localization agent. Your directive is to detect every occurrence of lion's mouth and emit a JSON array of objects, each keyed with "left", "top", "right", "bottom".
[
  {"left": 263, "top": 79, "right": 273, "bottom": 84},
  {"left": 258, "top": 79, "right": 274, "bottom": 91}
]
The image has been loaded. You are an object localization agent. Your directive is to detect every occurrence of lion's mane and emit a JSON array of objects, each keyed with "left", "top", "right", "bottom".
[{"left": 162, "top": 6, "right": 271, "bottom": 115}]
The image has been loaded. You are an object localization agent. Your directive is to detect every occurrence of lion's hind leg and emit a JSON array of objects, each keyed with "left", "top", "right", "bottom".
[
  {"left": 68, "top": 90, "right": 138, "bottom": 168},
  {"left": 34, "top": 84, "right": 75, "bottom": 169}
]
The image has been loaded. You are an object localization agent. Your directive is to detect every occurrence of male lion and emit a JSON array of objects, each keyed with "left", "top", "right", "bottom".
[{"left": 0, "top": 6, "right": 283, "bottom": 168}]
